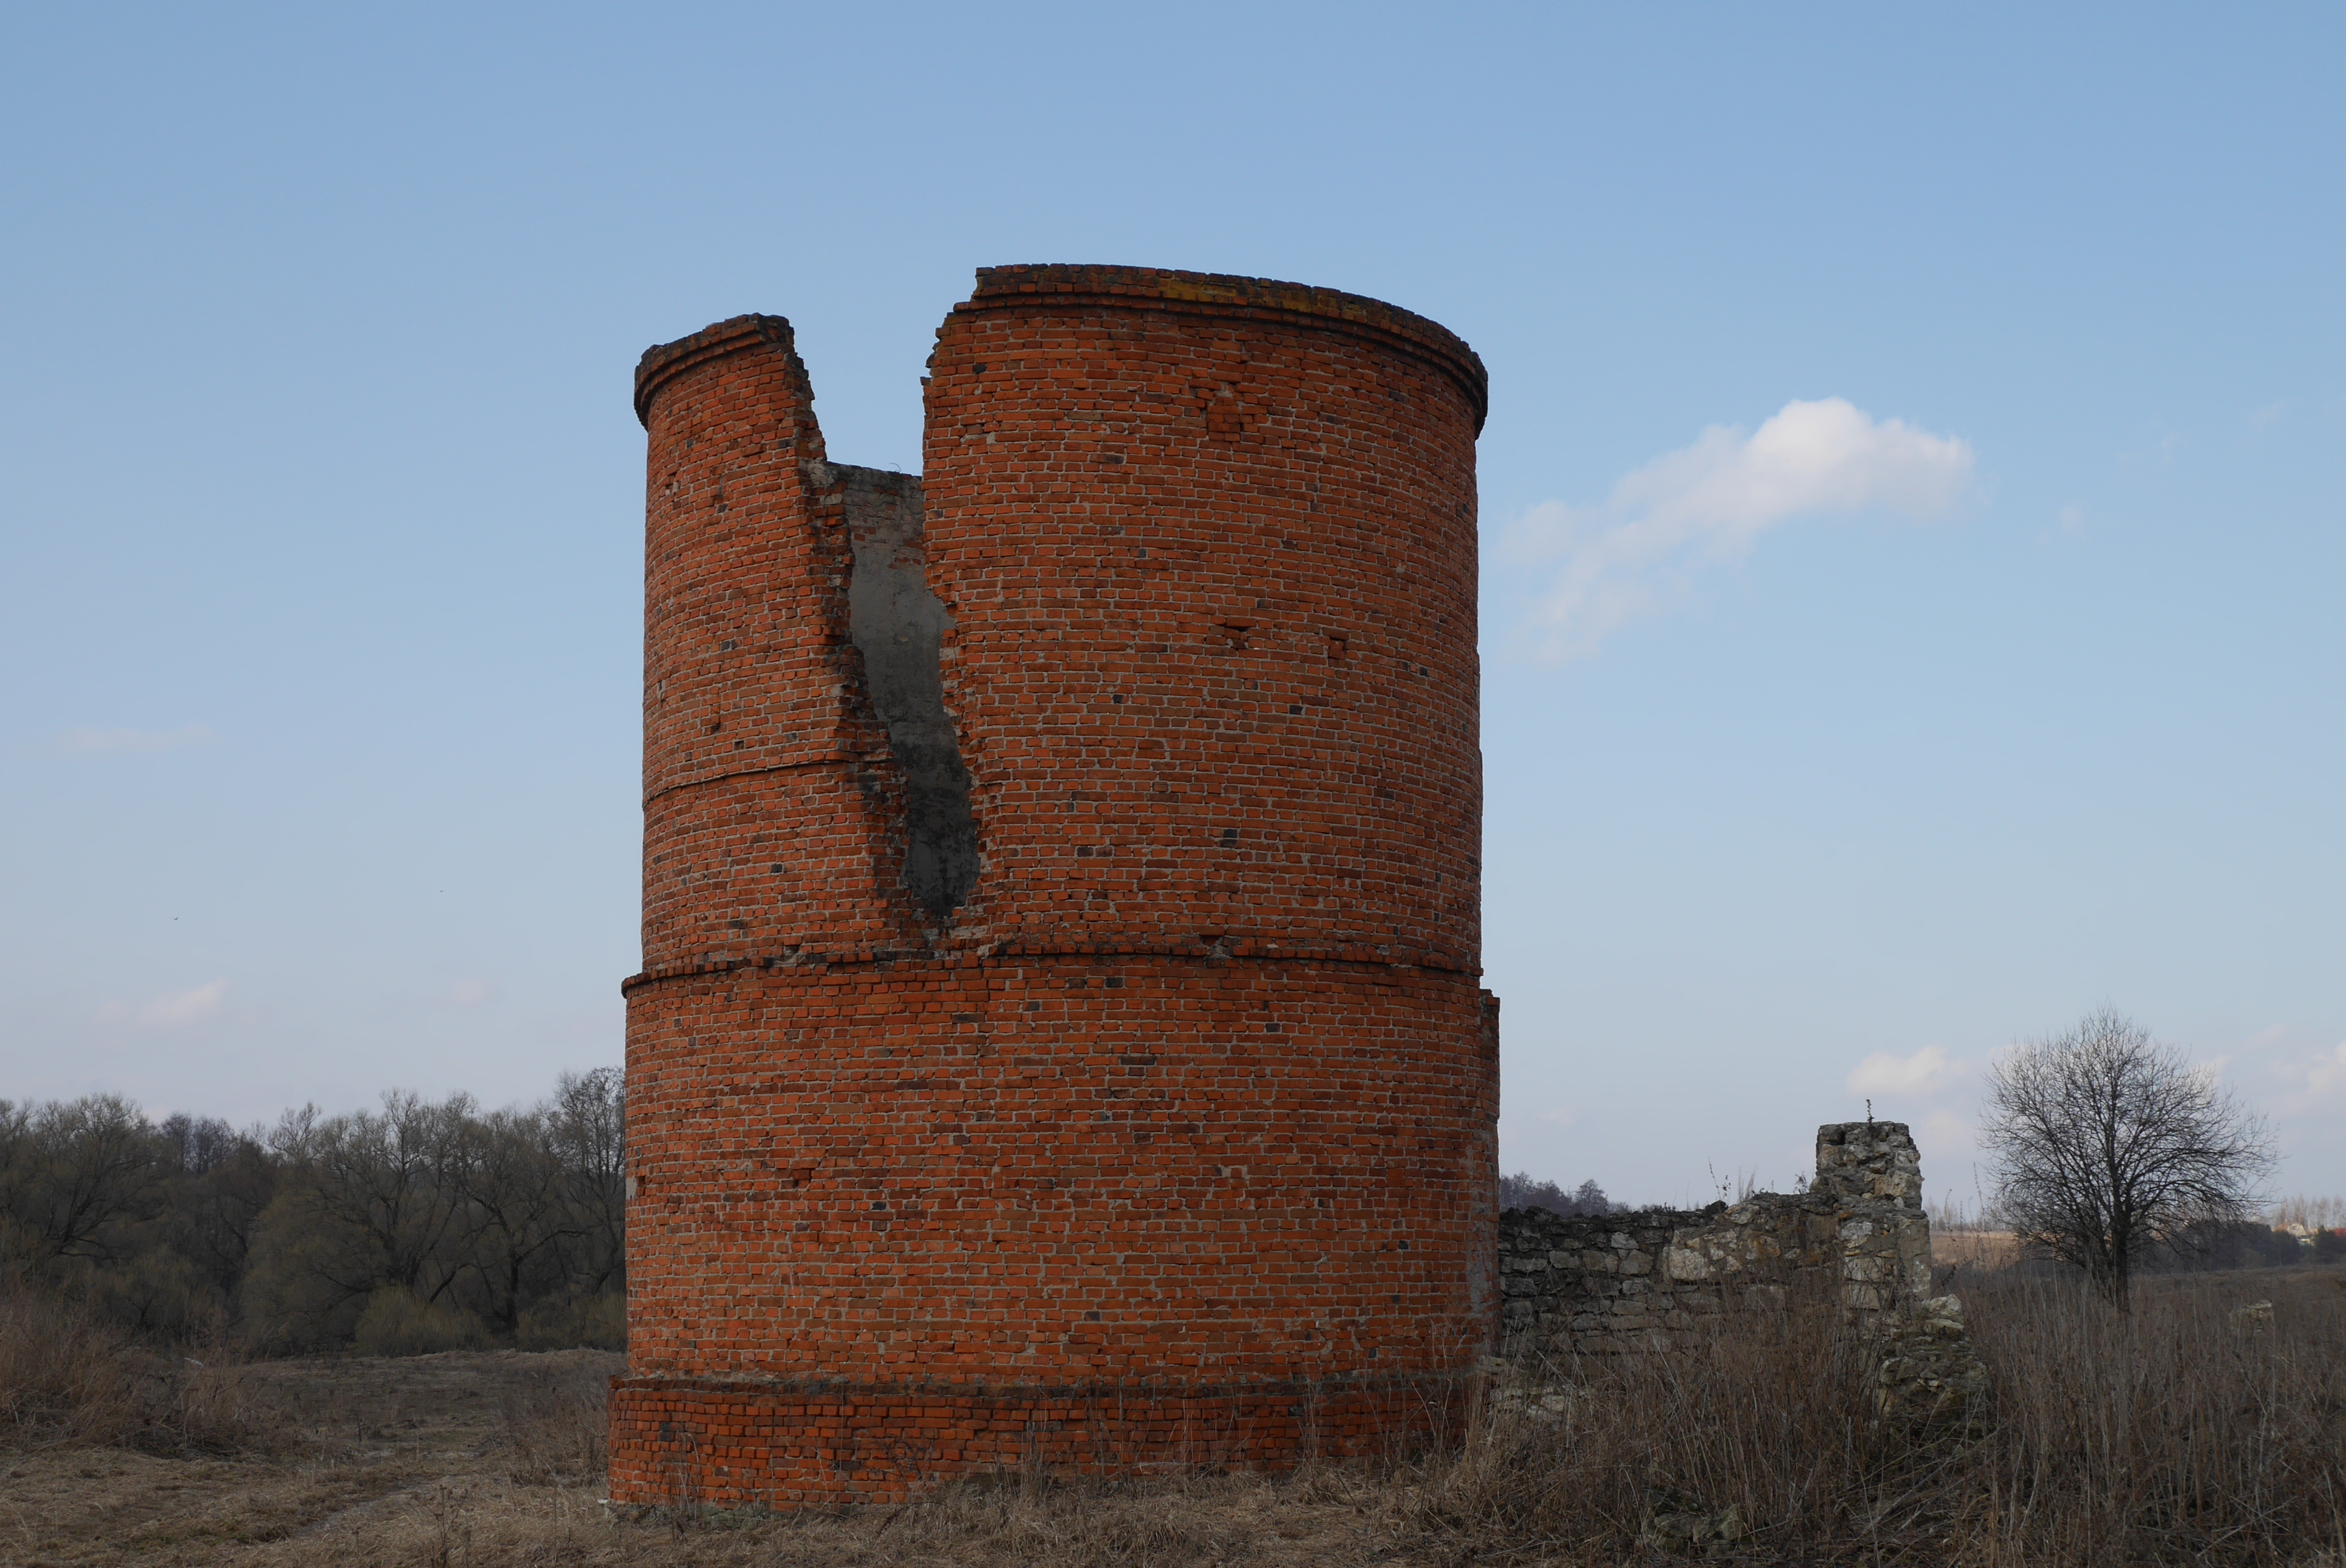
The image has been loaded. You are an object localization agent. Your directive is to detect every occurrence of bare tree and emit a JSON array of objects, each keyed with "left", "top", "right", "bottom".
[
  {"left": 447, "top": 1107, "right": 579, "bottom": 1337},
  {"left": 0, "top": 1095, "right": 173, "bottom": 1267},
  {"left": 253, "top": 1090, "right": 475, "bottom": 1316},
  {"left": 3, "top": 1068, "right": 627, "bottom": 1351},
  {"left": 544, "top": 1067, "right": 626, "bottom": 1296},
  {"left": 1982, "top": 1008, "right": 2275, "bottom": 1303}
]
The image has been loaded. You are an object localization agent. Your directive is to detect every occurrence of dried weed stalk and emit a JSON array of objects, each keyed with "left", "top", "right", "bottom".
[
  {"left": 0, "top": 1280, "right": 257, "bottom": 1453},
  {"left": 1395, "top": 1267, "right": 2346, "bottom": 1565}
]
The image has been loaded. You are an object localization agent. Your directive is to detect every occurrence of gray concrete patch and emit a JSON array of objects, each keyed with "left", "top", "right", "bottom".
[{"left": 826, "top": 463, "right": 979, "bottom": 920}]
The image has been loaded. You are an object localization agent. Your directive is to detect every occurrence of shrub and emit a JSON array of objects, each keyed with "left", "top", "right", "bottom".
[
  {"left": 351, "top": 1286, "right": 489, "bottom": 1357},
  {"left": 515, "top": 1291, "right": 625, "bottom": 1351},
  {"left": 0, "top": 1278, "right": 255, "bottom": 1452},
  {"left": 79, "top": 1251, "right": 221, "bottom": 1339}
]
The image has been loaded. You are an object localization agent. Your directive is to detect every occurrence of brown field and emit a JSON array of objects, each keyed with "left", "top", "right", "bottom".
[
  {"left": 1929, "top": 1228, "right": 2019, "bottom": 1270},
  {"left": 0, "top": 1344, "right": 1402, "bottom": 1567},
  {"left": 4, "top": 1266, "right": 2344, "bottom": 1567}
]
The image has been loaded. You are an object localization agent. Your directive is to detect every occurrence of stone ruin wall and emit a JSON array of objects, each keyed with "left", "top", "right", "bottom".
[
  {"left": 1498, "top": 1121, "right": 1935, "bottom": 1357},
  {"left": 1497, "top": 1119, "right": 1991, "bottom": 1429}
]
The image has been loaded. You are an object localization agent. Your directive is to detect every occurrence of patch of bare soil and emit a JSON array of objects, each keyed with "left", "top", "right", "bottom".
[{"left": 0, "top": 1349, "right": 1410, "bottom": 1567}]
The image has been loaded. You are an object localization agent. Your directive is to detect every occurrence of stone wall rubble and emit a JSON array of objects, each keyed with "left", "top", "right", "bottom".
[{"left": 1499, "top": 1120, "right": 1990, "bottom": 1432}]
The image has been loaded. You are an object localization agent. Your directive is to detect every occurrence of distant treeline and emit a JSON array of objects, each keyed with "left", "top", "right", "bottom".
[
  {"left": 1499, "top": 1172, "right": 1622, "bottom": 1217},
  {"left": 2169, "top": 1219, "right": 2345, "bottom": 1270},
  {"left": 0, "top": 1069, "right": 623, "bottom": 1354},
  {"left": 12, "top": 1083, "right": 2331, "bottom": 1361}
]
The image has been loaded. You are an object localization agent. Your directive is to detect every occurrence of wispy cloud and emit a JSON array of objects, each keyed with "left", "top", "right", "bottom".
[
  {"left": 2310, "top": 1043, "right": 2346, "bottom": 1095},
  {"left": 2271, "top": 1040, "right": 2346, "bottom": 1110},
  {"left": 1847, "top": 1043, "right": 1969, "bottom": 1098},
  {"left": 1918, "top": 1108, "right": 1977, "bottom": 1157},
  {"left": 100, "top": 979, "right": 227, "bottom": 1027},
  {"left": 59, "top": 724, "right": 214, "bottom": 754},
  {"left": 449, "top": 979, "right": 499, "bottom": 1008},
  {"left": 2190, "top": 1052, "right": 2235, "bottom": 1089},
  {"left": 1499, "top": 398, "right": 1974, "bottom": 659}
]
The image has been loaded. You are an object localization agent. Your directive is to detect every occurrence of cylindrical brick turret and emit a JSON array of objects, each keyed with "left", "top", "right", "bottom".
[
  {"left": 923, "top": 266, "right": 1485, "bottom": 968},
  {"left": 613, "top": 267, "right": 1497, "bottom": 1508}
]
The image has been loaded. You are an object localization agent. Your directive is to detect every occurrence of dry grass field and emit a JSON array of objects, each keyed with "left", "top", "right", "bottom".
[
  {"left": 5, "top": 1266, "right": 2344, "bottom": 1567},
  {"left": 1928, "top": 1229, "right": 2019, "bottom": 1272},
  {"left": 0, "top": 1334, "right": 1407, "bottom": 1568}
]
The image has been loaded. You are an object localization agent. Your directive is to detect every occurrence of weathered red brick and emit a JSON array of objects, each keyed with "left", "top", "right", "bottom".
[{"left": 616, "top": 267, "right": 1497, "bottom": 1508}]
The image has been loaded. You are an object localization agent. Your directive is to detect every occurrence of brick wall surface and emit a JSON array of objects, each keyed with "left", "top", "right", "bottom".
[
  {"left": 606, "top": 1373, "right": 1450, "bottom": 1510},
  {"left": 637, "top": 316, "right": 931, "bottom": 965},
  {"left": 617, "top": 267, "right": 1495, "bottom": 1507},
  {"left": 920, "top": 266, "right": 1485, "bottom": 970}
]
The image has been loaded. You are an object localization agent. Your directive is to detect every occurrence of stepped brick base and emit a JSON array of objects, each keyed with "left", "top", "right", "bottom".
[{"left": 606, "top": 1371, "right": 1469, "bottom": 1508}]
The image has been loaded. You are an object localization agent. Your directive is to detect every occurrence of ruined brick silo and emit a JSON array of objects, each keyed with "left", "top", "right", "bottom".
[{"left": 611, "top": 266, "right": 1497, "bottom": 1507}]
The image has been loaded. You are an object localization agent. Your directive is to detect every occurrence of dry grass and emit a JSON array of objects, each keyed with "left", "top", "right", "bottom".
[
  {"left": 0, "top": 1283, "right": 258, "bottom": 1455},
  {"left": 1398, "top": 1280, "right": 1903, "bottom": 1561},
  {"left": 1399, "top": 1266, "right": 2346, "bottom": 1565},
  {"left": 6, "top": 1268, "right": 2343, "bottom": 1564},
  {"left": 1932, "top": 1229, "right": 2019, "bottom": 1271},
  {"left": 258, "top": 1471, "right": 1382, "bottom": 1568},
  {"left": 0, "top": 1339, "right": 1397, "bottom": 1566},
  {"left": 1953, "top": 1267, "right": 2346, "bottom": 1565},
  {"left": 500, "top": 1357, "right": 610, "bottom": 1485}
]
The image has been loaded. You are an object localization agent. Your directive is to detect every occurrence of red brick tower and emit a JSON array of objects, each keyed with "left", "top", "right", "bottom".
[{"left": 611, "top": 267, "right": 1496, "bottom": 1508}]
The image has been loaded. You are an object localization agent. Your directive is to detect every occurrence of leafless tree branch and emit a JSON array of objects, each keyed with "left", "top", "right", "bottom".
[{"left": 1982, "top": 1008, "right": 2274, "bottom": 1304}]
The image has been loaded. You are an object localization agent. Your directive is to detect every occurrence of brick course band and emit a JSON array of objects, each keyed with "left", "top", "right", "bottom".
[
  {"left": 621, "top": 945, "right": 1484, "bottom": 998},
  {"left": 618, "top": 264, "right": 1492, "bottom": 1506}
]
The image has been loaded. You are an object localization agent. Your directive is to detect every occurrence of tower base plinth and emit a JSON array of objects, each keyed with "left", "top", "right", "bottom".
[{"left": 605, "top": 1372, "right": 1474, "bottom": 1509}]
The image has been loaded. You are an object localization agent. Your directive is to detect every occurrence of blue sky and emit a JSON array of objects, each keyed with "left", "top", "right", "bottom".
[{"left": 4, "top": 5, "right": 2339, "bottom": 1205}]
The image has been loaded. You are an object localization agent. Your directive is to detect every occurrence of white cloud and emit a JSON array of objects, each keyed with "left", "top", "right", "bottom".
[
  {"left": 449, "top": 979, "right": 499, "bottom": 1008},
  {"left": 1847, "top": 1043, "right": 1968, "bottom": 1098},
  {"left": 2273, "top": 1040, "right": 2346, "bottom": 1105},
  {"left": 60, "top": 724, "right": 214, "bottom": 754},
  {"left": 1500, "top": 398, "right": 1974, "bottom": 659},
  {"left": 102, "top": 979, "right": 226, "bottom": 1027},
  {"left": 142, "top": 979, "right": 226, "bottom": 1026},
  {"left": 2259, "top": 1039, "right": 2346, "bottom": 1127},
  {"left": 1918, "top": 1108, "right": 1977, "bottom": 1158},
  {"left": 1538, "top": 1105, "right": 1581, "bottom": 1128},
  {"left": 2190, "top": 1052, "right": 2234, "bottom": 1088},
  {"left": 2312, "top": 1043, "right": 2346, "bottom": 1095}
]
